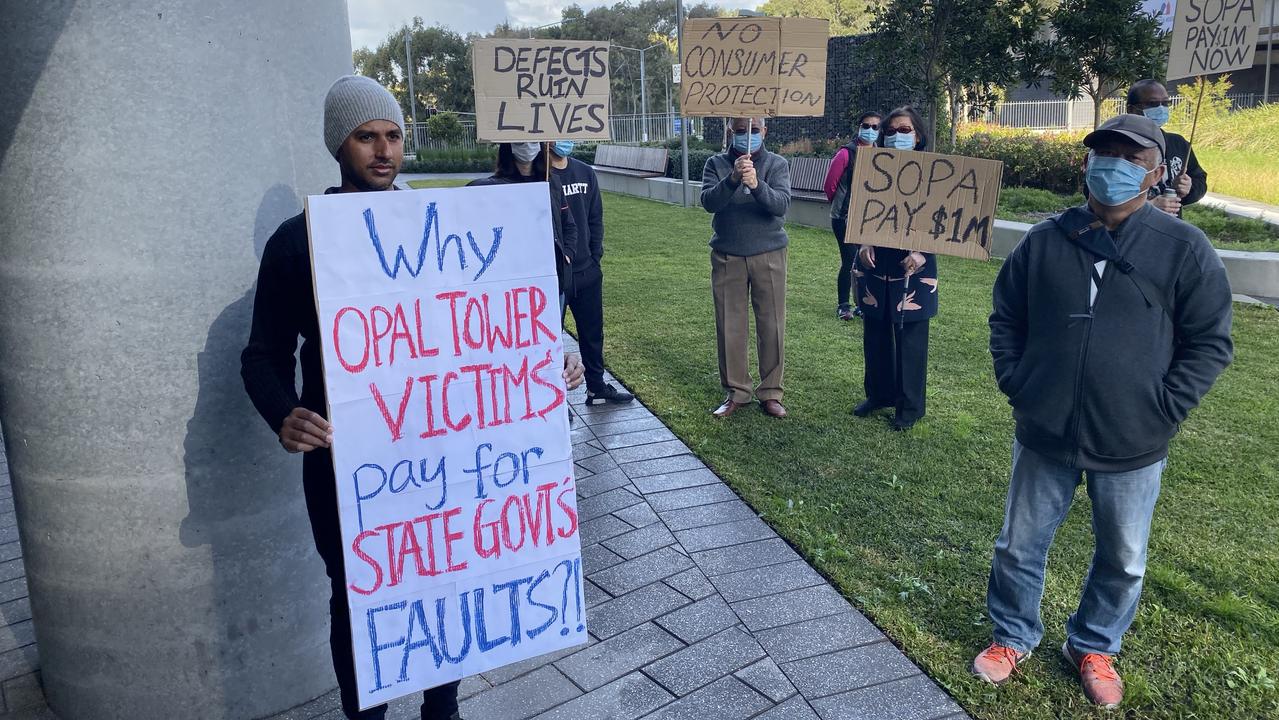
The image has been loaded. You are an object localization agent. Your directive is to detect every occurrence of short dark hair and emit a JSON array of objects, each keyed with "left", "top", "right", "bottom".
[
  {"left": 876, "top": 106, "right": 929, "bottom": 151},
  {"left": 856, "top": 111, "right": 882, "bottom": 125},
  {"left": 493, "top": 143, "right": 547, "bottom": 181},
  {"left": 1126, "top": 79, "right": 1166, "bottom": 107}
]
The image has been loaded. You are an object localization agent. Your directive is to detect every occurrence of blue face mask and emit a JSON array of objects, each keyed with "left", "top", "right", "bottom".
[
  {"left": 1086, "top": 153, "right": 1158, "bottom": 206},
  {"left": 886, "top": 132, "right": 916, "bottom": 150},
  {"left": 857, "top": 127, "right": 879, "bottom": 144},
  {"left": 553, "top": 140, "right": 575, "bottom": 158},
  {"left": 733, "top": 131, "right": 762, "bottom": 154},
  {"left": 1142, "top": 105, "right": 1170, "bottom": 127}
]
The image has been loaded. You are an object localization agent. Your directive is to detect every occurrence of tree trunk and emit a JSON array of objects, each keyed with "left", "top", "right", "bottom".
[{"left": 1092, "top": 93, "right": 1104, "bottom": 130}]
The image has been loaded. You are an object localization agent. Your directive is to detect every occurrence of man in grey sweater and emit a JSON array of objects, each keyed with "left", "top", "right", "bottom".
[{"left": 701, "top": 116, "right": 792, "bottom": 418}]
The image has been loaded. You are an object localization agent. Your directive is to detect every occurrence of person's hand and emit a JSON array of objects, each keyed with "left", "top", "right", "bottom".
[
  {"left": 1176, "top": 173, "right": 1192, "bottom": 198},
  {"left": 279, "top": 407, "right": 332, "bottom": 453},
  {"left": 858, "top": 244, "right": 876, "bottom": 269},
  {"left": 730, "top": 155, "right": 748, "bottom": 183},
  {"left": 902, "top": 251, "right": 927, "bottom": 275},
  {"left": 563, "top": 352, "right": 584, "bottom": 391},
  {"left": 742, "top": 166, "right": 758, "bottom": 189},
  {"left": 1152, "top": 193, "right": 1181, "bottom": 216}
]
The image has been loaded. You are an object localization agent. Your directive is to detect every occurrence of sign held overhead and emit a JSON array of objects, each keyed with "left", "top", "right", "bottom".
[
  {"left": 1166, "top": 0, "right": 1261, "bottom": 79},
  {"left": 845, "top": 148, "right": 1004, "bottom": 261},
  {"left": 473, "top": 39, "right": 612, "bottom": 141},
  {"left": 679, "top": 17, "right": 829, "bottom": 117}
]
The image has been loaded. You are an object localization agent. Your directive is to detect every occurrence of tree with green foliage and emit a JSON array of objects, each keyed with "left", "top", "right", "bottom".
[
  {"left": 1042, "top": 0, "right": 1166, "bottom": 129},
  {"left": 758, "top": 0, "right": 877, "bottom": 35},
  {"left": 426, "top": 111, "right": 466, "bottom": 144},
  {"left": 354, "top": 19, "right": 475, "bottom": 119}
]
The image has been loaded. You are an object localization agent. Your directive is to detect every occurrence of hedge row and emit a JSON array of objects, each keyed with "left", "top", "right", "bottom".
[{"left": 949, "top": 125, "right": 1086, "bottom": 195}]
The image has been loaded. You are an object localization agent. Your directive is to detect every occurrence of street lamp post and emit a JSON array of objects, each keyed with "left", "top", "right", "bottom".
[
  {"left": 614, "top": 43, "right": 663, "bottom": 142},
  {"left": 676, "top": 0, "right": 690, "bottom": 207},
  {"left": 404, "top": 31, "right": 420, "bottom": 148}
]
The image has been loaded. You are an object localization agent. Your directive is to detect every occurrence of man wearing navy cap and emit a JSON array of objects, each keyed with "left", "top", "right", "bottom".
[{"left": 970, "top": 114, "right": 1233, "bottom": 709}]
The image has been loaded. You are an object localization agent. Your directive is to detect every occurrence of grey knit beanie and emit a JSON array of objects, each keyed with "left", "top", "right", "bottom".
[{"left": 323, "top": 75, "right": 405, "bottom": 159}]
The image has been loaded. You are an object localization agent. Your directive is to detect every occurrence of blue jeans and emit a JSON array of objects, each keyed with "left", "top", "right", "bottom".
[{"left": 986, "top": 441, "right": 1164, "bottom": 655}]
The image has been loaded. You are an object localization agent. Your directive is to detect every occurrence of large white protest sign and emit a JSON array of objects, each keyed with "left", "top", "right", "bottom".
[
  {"left": 1167, "top": 0, "right": 1261, "bottom": 79},
  {"left": 306, "top": 184, "right": 586, "bottom": 709}
]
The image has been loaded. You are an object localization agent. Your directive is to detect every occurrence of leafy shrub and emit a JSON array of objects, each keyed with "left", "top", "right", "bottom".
[
  {"left": 425, "top": 112, "right": 466, "bottom": 145},
  {"left": 667, "top": 149, "right": 718, "bottom": 182},
  {"left": 406, "top": 146, "right": 496, "bottom": 173},
  {"left": 951, "top": 124, "right": 1086, "bottom": 195}
]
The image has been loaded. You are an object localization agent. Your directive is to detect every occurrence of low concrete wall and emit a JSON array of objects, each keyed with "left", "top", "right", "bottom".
[{"left": 597, "top": 171, "right": 1279, "bottom": 300}]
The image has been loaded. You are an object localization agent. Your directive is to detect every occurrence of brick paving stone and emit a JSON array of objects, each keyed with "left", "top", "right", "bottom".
[
  {"left": 657, "top": 500, "right": 758, "bottom": 533},
  {"left": 689, "top": 538, "right": 802, "bottom": 577},
  {"left": 618, "top": 455, "right": 708, "bottom": 480},
  {"left": 0, "top": 643, "right": 38, "bottom": 682},
  {"left": 673, "top": 517, "right": 775, "bottom": 553},
  {"left": 808, "top": 674, "right": 964, "bottom": 720},
  {"left": 583, "top": 579, "right": 611, "bottom": 605},
  {"left": 597, "top": 427, "right": 679, "bottom": 450},
  {"left": 0, "top": 542, "right": 22, "bottom": 564},
  {"left": 0, "top": 497, "right": 13, "bottom": 515},
  {"left": 0, "top": 620, "right": 35, "bottom": 654},
  {"left": 643, "top": 626, "right": 765, "bottom": 696},
  {"left": 575, "top": 469, "right": 633, "bottom": 498},
  {"left": 603, "top": 523, "right": 675, "bottom": 560},
  {"left": 607, "top": 440, "right": 690, "bottom": 466},
  {"left": 645, "top": 484, "right": 740, "bottom": 513},
  {"left": 578, "top": 486, "right": 642, "bottom": 522},
  {"left": 480, "top": 640, "right": 592, "bottom": 686},
  {"left": 532, "top": 672, "right": 674, "bottom": 720},
  {"left": 574, "top": 462, "right": 596, "bottom": 478},
  {"left": 576, "top": 452, "right": 622, "bottom": 476},
  {"left": 754, "top": 695, "right": 822, "bottom": 720},
  {"left": 0, "top": 598, "right": 31, "bottom": 626},
  {"left": 0, "top": 559, "right": 24, "bottom": 584},
  {"left": 735, "top": 658, "right": 797, "bottom": 703},
  {"left": 587, "top": 582, "right": 690, "bottom": 640},
  {"left": 571, "top": 441, "right": 607, "bottom": 461},
  {"left": 2, "top": 672, "right": 44, "bottom": 712},
  {"left": 589, "top": 546, "right": 694, "bottom": 596},
  {"left": 709, "top": 560, "right": 825, "bottom": 603},
  {"left": 585, "top": 415, "right": 666, "bottom": 438},
  {"left": 612, "top": 501, "right": 660, "bottom": 529},
  {"left": 630, "top": 468, "right": 722, "bottom": 495},
  {"left": 731, "top": 585, "right": 851, "bottom": 632},
  {"left": 555, "top": 622, "right": 684, "bottom": 691},
  {"left": 576, "top": 406, "right": 653, "bottom": 424},
  {"left": 459, "top": 674, "right": 491, "bottom": 700},
  {"left": 580, "top": 514, "right": 635, "bottom": 545},
  {"left": 582, "top": 543, "right": 626, "bottom": 574},
  {"left": 654, "top": 594, "right": 739, "bottom": 644},
  {"left": 0, "top": 526, "right": 17, "bottom": 546},
  {"left": 0, "top": 512, "right": 14, "bottom": 530},
  {"left": 0, "top": 578, "right": 28, "bottom": 604},
  {"left": 753, "top": 612, "right": 885, "bottom": 665},
  {"left": 663, "top": 567, "right": 717, "bottom": 601},
  {"left": 570, "top": 424, "right": 596, "bottom": 444},
  {"left": 781, "top": 642, "right": 920, "bottom": 699},
  {"left": 260, "top": 688, "right": 341, "bottom": 720},
  {"left": 458, "top": 665, "right": 581, "bottom": 720},
  {"left": 637, "top": 675, "right": 772, "bottom": 720}
]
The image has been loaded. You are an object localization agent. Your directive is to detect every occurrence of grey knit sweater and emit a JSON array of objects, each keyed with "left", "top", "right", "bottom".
[{"left": 700, "top": 149, "right": 791, "bottom": 256}]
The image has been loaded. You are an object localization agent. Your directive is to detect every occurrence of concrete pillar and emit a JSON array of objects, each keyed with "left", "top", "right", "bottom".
[{"left": 0, "top": 2, "right": 352, "bottom": 717}]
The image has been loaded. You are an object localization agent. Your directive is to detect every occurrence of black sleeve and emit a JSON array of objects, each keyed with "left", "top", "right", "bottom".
[
  {"left": 989, "top": 236, "right": 1030, "bottom": 397},
  {"left": 1183, "top": 146, "right": 1208, "bottom": 206},
  {"left": 240, "top": 228, "right": 303, "bottom": 434},
  {"left": 1161, "top": 238, "right": 1233, "bottom": 423},
  {"left": 559, "top": 191, "right": 577, "bottom": 264},
  {"left": 587, "top": 170, "right": 604, "bottom": 261}
]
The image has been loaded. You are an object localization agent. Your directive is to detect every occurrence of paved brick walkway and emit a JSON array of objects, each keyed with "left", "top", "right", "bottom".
[{"left": 0, "top": 361, "right": 970, "bottom": 719}]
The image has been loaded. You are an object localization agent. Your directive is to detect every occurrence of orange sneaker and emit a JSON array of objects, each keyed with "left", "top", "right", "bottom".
[
  {"left": 1062, "top": 642, "right": 1123, "bottom": 709},
  {"left": 971, "top": 642, "right": 1031, "bottom": 685}
]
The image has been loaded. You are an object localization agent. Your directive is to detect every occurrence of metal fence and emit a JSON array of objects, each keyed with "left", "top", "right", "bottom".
[
  {"left": 977, "top": 93, "right": 1266, "bottom": 131},
  {"left": 403, "top": 112, "right": 703, "bottom": 155}
]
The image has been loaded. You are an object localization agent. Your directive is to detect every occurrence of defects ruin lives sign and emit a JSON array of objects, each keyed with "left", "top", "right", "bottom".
[
  {"left": 679, "top": 17, "right": 828, "bottom": 117},
  {"left": 473, "top": 39, "right": 611, "bottom": 141},
  {"left": 306, "top": 183, "right": 586, "bottom": 709},
  {"left": 1166, "top": 0, "right": 1261, "bottom": 80},
  {"left": 845, "top": 148, "right": 1004, "bottom": 261}
]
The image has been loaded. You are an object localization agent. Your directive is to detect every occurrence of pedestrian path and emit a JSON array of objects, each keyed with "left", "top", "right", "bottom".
[
  {"left": 0, "top": 352, "right": 971, "bottom": 719},
  {"left": 1201, "top": 191, "right": 1279, "bottom": 228}
]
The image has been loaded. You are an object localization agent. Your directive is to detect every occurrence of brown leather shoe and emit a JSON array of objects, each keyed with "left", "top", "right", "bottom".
[
  {"left": 712, "top": 398, "right": 744, "bottom": 418},
  {"left": 760, "top": 399, "right": 787, "bottom": 418}
]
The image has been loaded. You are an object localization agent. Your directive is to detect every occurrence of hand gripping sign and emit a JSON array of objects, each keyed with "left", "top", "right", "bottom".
[{"left": 306, "top": 183, "right": 586, "bottom": 709}]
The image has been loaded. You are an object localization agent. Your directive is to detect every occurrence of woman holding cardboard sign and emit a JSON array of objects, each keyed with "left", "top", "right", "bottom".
[{"left": 851, "top": 106, "right": 937, "bottom": 432}]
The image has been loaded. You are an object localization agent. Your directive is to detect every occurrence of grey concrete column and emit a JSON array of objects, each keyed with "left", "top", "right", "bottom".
[{"left": 0, "top": 2, "right": 352, "bottom": 718}]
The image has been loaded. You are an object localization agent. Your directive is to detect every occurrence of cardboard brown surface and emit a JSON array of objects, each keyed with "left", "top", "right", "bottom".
[
  {"left": 1166, "top": 0, "right": 1260, "bottom": 80},
  {"left": 472, "top": 38, "right": 611, "bottom": 141},
  {"left": 679, "top": 17, "right": 828, "bottom": 117},
  {"left": 844, "top": 148, "right": 1004, "bottom": 261}
]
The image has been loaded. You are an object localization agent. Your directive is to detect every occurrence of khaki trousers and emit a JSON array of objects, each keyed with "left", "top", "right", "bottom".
[{"left": 711, "top": 247, "right": 787, "bottom": 404}]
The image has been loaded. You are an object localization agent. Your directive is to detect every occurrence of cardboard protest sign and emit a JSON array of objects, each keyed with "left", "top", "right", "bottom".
[
  {"left": 1167, "top": 0, "right": 1261, "bottom": 79},
  {"left": 306, "top": 183, "right": 585, "bottom": 709},
  {"left": 472, "top": 38, "right": 611, "bottom": 141},
  {"left": 844, "top": 148, "right": 1004, "bottom": 261},
  {"left": 680, "top": 17, "right": 828, "bottom": 117}
]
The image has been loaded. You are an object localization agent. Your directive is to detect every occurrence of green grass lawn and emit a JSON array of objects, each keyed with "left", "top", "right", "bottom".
[
  {"left": 581, "top": 192, "right": 1279, "bottom": 719},
  {"left": 406, "top": 178, "right": 470, "bottom": 189},
  {"left": 1193, "top": 148, "right": 1279, "bottom": 208}
]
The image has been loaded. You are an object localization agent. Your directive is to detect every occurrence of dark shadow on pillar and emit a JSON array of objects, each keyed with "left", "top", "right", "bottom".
[{"left": 0, "top": 1, "right": 75, "bottom": 166}]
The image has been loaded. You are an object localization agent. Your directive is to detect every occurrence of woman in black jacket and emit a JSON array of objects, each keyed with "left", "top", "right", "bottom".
[{"left": 851, "top": 107, "right": 938, "bottom": 431}]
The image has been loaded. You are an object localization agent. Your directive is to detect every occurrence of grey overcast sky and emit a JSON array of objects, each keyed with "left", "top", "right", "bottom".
[{"left": 347, "top": 0, "right": 763, "bottom": 52}]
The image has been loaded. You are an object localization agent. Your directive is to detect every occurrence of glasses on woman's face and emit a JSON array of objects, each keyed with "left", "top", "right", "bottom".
[
  {"left": 883, "top": 125, "right": 914, "bottom": 136},
  {"left": 860, "top": 122, "right": 880, "bottom": 130}
]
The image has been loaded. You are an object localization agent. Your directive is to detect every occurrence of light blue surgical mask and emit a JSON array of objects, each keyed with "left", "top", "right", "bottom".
[
  {"left": 553, "top": 140, "right": 576, "bottom": 158},
  {"left": 1086, "top": 153, "right": 1159, "bottom": 206},
  {"left": 733, "top": 131, "right": 762, "bottom": 154},
  {"left": 1142, "top": 105, "right": 1170, "bottom": 127},
  {"left": 886, "top": 132, "right": 916, "bottom": 150},
  {"left": 857, "top": 127, "right": 880, "bottom": 144}
]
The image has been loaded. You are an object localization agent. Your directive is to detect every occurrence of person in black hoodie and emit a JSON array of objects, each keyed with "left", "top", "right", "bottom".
[
  {"left": 972, "top": 114, "right": 1233, "bottom": 710},
  {"left": 548, "top": 139, "right": 633, "bottom": 405},
  {"left": 240, "top": 78, "right": 582, "bottom": 720},
  {"left": 1125, "top": 79, "right": 1208, "bottom": 218}
]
